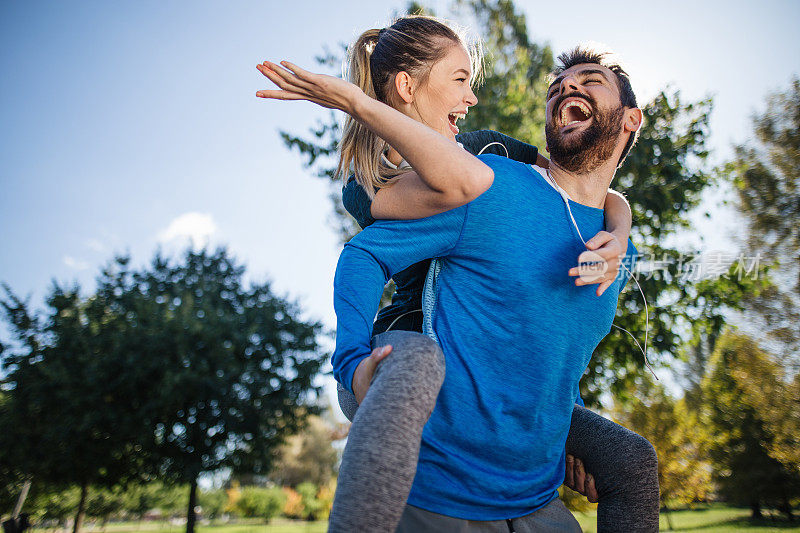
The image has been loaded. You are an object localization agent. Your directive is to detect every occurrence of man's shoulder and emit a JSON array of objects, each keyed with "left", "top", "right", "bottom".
[{"left": 477, "top": 153, "right": 530, "bottom": 173}]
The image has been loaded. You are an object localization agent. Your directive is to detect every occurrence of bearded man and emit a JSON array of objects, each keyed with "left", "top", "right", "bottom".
[{"left": 330, "top": 46, "right": 658, "bottom": 532}]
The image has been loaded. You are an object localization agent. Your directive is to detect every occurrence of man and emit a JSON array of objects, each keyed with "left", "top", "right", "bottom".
[{"left": 332, "top": 47, "right": 649, "bottom": 532}]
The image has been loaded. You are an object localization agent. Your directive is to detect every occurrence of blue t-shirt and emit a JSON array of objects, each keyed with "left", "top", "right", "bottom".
[
  {"left": 342, "top": 130, "right": 539, "bottom": 334},
  {"left": 333, "top": 154, "right": 636, "bottom": 519}
]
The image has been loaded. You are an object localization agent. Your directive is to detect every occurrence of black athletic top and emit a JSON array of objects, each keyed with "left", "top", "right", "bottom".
[{"left": 341, "top": 129, "right": 539, "bottom": 336}]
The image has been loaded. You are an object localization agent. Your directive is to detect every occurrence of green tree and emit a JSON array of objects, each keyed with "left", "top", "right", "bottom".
[
  {"left": 295, "top": 482, "right": 324, "bottom": 521},
  {"left": 270, "top": 414, "right": 339, "bottom": 488},
  {"left": 29, "top": 486, "right": 81, "bottom": 526},
  {"left": 235, "top": 486, "right": 285, "bottom": 522},
  {"left": 196, "top": 488, "right": 228, "bottom": 519},
  {"left": 102, "top": 247, "right": 327, "bottom": 533},
  {"left": 611, "top": 376, "right": 712, "bottom": 529},
  {"left": 1, "top": 246, "right": 328, "bottom": 533},
  {"left": 701, "top": 331, "right": 800, "bottom": 519},
  {"left": 723, "top": 78, "right": 800, "bottom": 472},
  {"left": 85, "top": 487, "right": 125, "bottom": 526},
  {"left": 0, "top": 283, "right": 153, "bottom": 533},
  {"left": 120, "top": 482, "right": 186, "bottom": 519},
  {"left": 727, "top": 78, "right": 800, "bottom": 364}
]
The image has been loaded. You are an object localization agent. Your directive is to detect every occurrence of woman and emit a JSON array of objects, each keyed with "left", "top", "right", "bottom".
[{"left": 257, "top": 15, "right": 658, "bottom": 533}]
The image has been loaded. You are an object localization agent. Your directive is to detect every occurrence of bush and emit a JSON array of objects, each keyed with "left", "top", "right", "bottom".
[
  {"left": 197, "top": 489, "right": 228, "bottom": 519},
  {"left": 282, "top": 487, "right": 304, "bottom": 519},
  {"left": 296, "top": 482, "right": 324, "bottom": 521},
  {"left": 236, "top": 486, "right": 286, "bottom": 522}
]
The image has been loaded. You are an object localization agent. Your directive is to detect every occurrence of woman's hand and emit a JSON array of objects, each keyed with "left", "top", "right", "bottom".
[
  {"left": 256, "top": 60, "right": 364, "bottom": 114},
  {"left": 352, "top": 344, "right": 393, "bottom": 404},
  {"left": 565, "top": 454, "right": 599, "bottom": 503},
  {"left": 568, "top": 231, "right": 625, "bottom": 297}
]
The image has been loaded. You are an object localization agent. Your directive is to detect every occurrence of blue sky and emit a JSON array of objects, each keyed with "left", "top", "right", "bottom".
[{"left": 2, "top": 1, "right": 799, "bottom": 405}]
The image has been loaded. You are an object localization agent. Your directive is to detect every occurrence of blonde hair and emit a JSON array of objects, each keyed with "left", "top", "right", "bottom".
[{"left": 336, "top": 15, "right": 484, "bottom": 197}]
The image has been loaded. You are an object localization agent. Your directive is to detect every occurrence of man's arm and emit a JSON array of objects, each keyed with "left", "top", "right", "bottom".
[{"left": 333, "top": 205, "right": 467, "bottom": 393}]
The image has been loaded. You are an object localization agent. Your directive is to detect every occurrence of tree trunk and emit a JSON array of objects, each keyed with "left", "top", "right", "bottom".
[
  {"left": 72, "top": 482, "right": 88, "bottom": 533},
  {"left": 779, "top": 494, "right": 794, "bottom": 521},
  {"left": 185, "top": 478, "right": 198, "bottom": 533},
  {"left": 663, "top": 505, "right": 674, "bottom": 531},
  {"left": 750, "top": 500, "right": 762, "bottom": 520},
  {"left": 11, "top": 478, "right": 32, "bottom": 519}
]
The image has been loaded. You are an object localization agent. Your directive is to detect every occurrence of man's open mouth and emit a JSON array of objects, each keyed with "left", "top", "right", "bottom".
[
  {"left": 558, "top": 98, "right": 593, "bottom": 129},
  {"left": 448, "top": 112, "right": 466, "bottom": 134}
]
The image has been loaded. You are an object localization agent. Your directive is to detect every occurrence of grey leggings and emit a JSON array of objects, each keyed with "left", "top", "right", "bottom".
[{"left": 329, "top": 331, "right": 659, "bottom": 533}]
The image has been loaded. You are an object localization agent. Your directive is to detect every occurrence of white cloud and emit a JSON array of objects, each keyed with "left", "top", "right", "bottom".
[
  {"left": 63, "top": 255, "right": 90, "bottom": 270},
  {"left": 85, "top": 238, "right": 105, "bottom": 252},
  {"left": 157, "top": 212, "right": 218, "bottom": 249}
]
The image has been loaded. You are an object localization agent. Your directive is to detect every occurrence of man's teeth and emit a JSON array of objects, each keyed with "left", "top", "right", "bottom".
[{"left": 560, "top": 100, "right": 592, "bottom": 126}]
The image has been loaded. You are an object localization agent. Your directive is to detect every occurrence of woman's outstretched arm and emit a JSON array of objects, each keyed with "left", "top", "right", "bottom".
[{"left": 256, "top": 60, "right": 493, "bottom": 209}]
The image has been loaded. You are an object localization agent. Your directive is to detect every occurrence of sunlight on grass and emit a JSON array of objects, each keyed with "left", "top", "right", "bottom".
[{"left": 574, "top": 505, "right": 799, "bottom": 532}]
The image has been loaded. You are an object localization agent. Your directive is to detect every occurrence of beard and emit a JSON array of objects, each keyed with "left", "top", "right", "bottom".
[{"left": 545, "top": 96, "right": 625, "bottom": 173}]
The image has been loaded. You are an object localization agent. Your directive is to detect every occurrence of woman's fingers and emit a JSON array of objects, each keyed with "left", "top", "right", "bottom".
[
  {"left": 371, "top": 344, "right": 393, "bottom": 363},
  {"left": 255, "top": 89, "right": 306, "bottom": 100},
  {"left": 257, "top": 62, "right": 342, "bottom": 109},
  {"left": 262, "top": 61, "right": 319, "bottom": 96},
  {"left": 257, "top": 63, "right": 309, "bottom": 94},
  {"left": 596, "top": 279, "right": 613, "bottom": 297},
  {"left": 280, "top": 60, "right": 315, "bottom": 81},
  {"left": 585, "top": 231, "right": 614, "bottom": 251}
]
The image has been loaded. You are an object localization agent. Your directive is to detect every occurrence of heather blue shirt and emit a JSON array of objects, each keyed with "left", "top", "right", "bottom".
[{"left": 332, "top": 154, "right": 636, "bottom": 519}]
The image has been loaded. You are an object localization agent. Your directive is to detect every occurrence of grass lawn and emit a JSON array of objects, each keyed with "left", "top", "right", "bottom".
[
  {"left": 37, "top": 506, "right": 799, "bottom": 532},
  {"left": 573, "top": 504, "right": 799, "bottom": 532}
]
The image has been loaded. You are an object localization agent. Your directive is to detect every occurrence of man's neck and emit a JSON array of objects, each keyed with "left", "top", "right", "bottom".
[{"left": 546, "top": 159, "right": 616, "bottom": 209}]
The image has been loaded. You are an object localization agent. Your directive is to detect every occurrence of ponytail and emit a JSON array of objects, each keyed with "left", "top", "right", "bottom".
[{"left": 337, "top": 29, "right": 404, "bottom": 197}]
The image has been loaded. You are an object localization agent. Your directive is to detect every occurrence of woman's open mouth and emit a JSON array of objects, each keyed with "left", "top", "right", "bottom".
[{"left": 448, "top": 112, "right": 466, "bottom": 135}]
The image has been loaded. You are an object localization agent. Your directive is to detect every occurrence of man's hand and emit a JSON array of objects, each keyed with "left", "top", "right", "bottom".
[
  {"left": 564, "top": 454, "right": 599, "bottom": 502},
  {"left": 568, "top": 230, "right": 625, "bottom": 297},
  {"left": 352, "top": 345, "right": 393, "bottom": 404}
]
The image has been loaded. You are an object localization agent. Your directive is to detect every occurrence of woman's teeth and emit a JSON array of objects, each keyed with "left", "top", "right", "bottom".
[{"left": 449, "top": 112, "right": 466, "bottom": 124}]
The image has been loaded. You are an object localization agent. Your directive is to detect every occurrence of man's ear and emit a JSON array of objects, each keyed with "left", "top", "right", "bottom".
[
  {"left": 624, "top": 107, "right": 643, "bottom": 134},
  {"left": 393, "top": 71, "right": 415, "bottom": 104}
]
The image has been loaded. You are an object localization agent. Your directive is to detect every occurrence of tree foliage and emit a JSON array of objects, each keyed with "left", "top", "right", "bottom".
[
  {"left": 612, "top": 376, "right": 712, "bottom": 512},
  {"left": 269, "top": 414, "right": 339, "bottom": 488},
  {"left": 235, "top": 486, "right": 286, "bottom": 521},
  {"left": 0, "top": 282, "right": 153, "bottom": 532},
  {"left": 701, "top": 331, "right": 800, "bottom": 519},
  {"left": 727, "top": 77, "right": 800, "bottom": 364},
  {"left": 99, "top": 247, "right": 327, "bottom": 532},
  {"left": 0, "top": 247, "right": 328, "bottom": 533}
]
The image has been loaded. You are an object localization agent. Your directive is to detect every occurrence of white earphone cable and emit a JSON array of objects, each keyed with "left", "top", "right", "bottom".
[{"left": 544, "top": 167, "right": 656, "bottom": 380}]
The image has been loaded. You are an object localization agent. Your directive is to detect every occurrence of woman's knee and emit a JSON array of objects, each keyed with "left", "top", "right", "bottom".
[
  {"left": 628, "top": 433, "right": 659, "bottom": 478},
  {"left": 603, "top": 430, "right": 659, "bottom": 490},
  {"left": 372, "top": 330, "right": 445, "bottom": 384}
]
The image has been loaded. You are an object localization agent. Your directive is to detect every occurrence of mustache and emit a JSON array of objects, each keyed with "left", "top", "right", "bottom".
[{"left": 551, "top": 91, "right": 597, "bottom": 120}]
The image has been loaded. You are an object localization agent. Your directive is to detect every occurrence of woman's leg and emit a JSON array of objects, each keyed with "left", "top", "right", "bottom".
[
  {"left": 565, "top": 404, "right": 660, "bottom": 532},
  {"left": 329, "top": 330, "right": 445, "bottom": 533}
]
